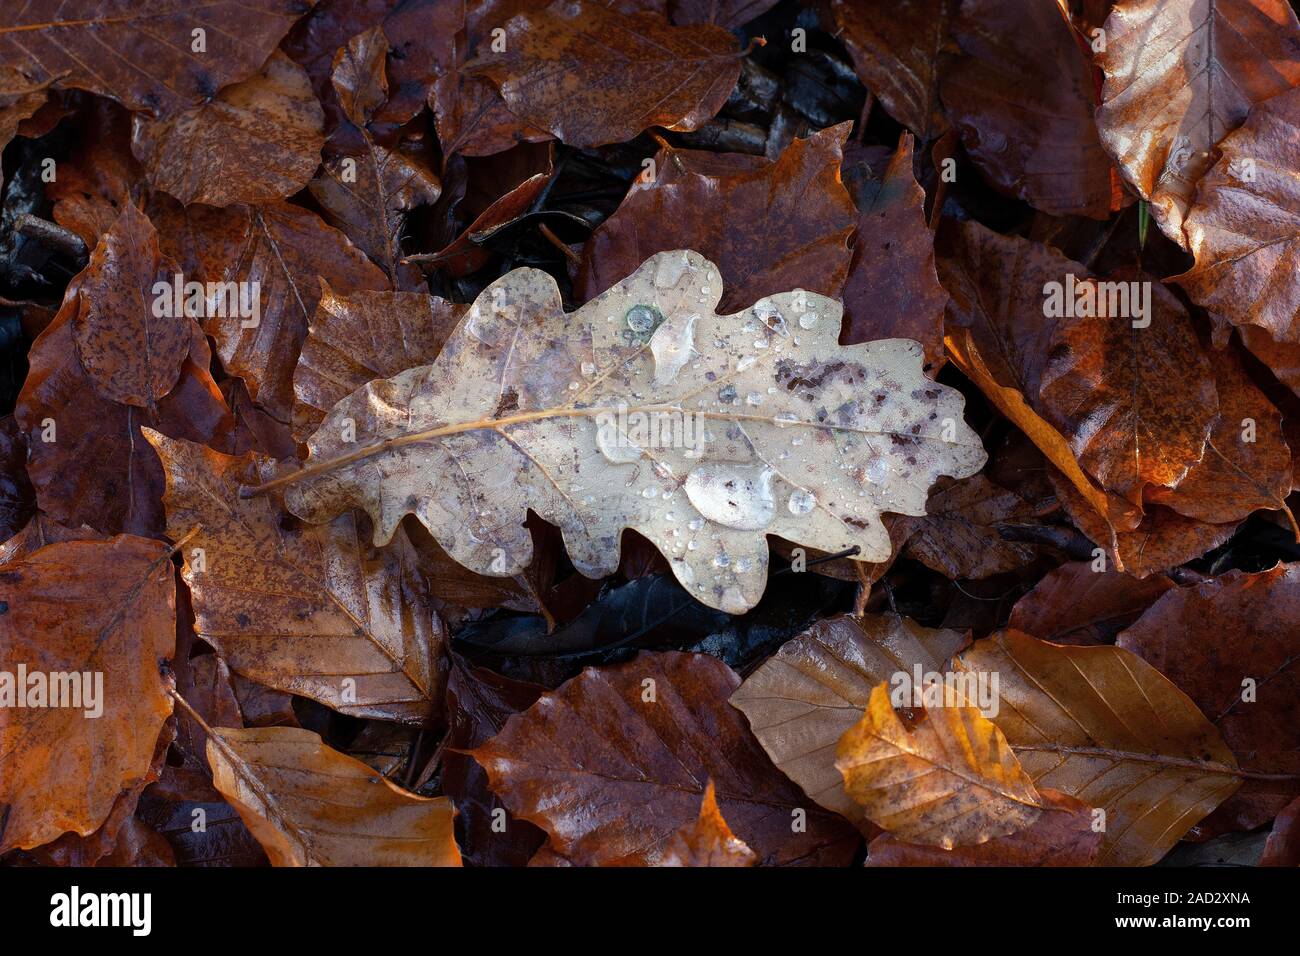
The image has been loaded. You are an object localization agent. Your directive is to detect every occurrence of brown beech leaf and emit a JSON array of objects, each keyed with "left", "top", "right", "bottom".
[
  {"left": 0, "top": 417, "right": 34, "bottom": 542},
  {"left": 941, "top": 0, "right": 1119, "bottom": 218},
  {"left": 897, "top": 474, "right": 1041, "bottom": 580},
  {"left": 1261, "top": 795, "right": 1300, "bottom": 866},
  {"left": 1009, "top": 561, "right": 1173, "bottom": 645},
  {"left": 1037, "top": 274, "right": 1218, "bottom": 510},
  {"left": 865, "top": 788, "right": 1102, "bottom": 866},
  {"left": 308, "top": 143, "right": 441, "bottom": 285},
  {"left": 956, "top": 629, "right": 1242, "bottom": 865},
  {"left": 466, "top": 0, "right": 741, "bottom": 148},
  {"left": 1051, "top": 469, "right": 1241, "bottom": 578},
  {"left": 1145, "top": 345, "right": 1295, "bottom": 530},
  {"left": 266, "top": 250, "right": 986, "bottom": 615},
  {"left": 331, "top": 25, "right": 389, "bottom": 127},
  {"left": 16, "top": 289, "right": 231, "bottom": 536},
  {"left": 0, "top": 535, "right": 175, "bottom": 853},
  {"left": 73, "top": 203, "right": 189, "bottom": 409},
  {"left": 840, "top": 133, "right": 946, "bottom": 369},
  {"left": 730, "top": 612, "right": 968, "bottom": 827},
  {"left": 1174, "top": 85, "right": 1300, "bottom": 341},
  {"left": 937, "top": 221, "right": 1122, "bottom": 534},
  {"left": 1118, "top": 566, "right": 1300, "bottom": 830},
  {"left": 829, "top": 0, "right": 956, "bottom": 141},
  {"left": 156, "top": 200, "right": 388, "bottom": 420},
  {"left": 130, "top": 51, "right": 325, "bottom": 208},
  {"left": 576, "top": 125, "right": 857, "bottom": 314},
  {"left": 835, "top": 682, "right": 1046, "bottom": 848},
  {"left": 442, "top": 655, "right": 547, "bottom": 867},
  {"left": 0, "top": 1, "right": 315, "bottom": 117},
  {"left": 144, "top": 431, "right": 445, "bottom": 724},
  {"left": 469, "top": 651, "right": 858, "bottom": 865},
  {"left": 659, "top": 780, "right": 758, "bottom": 867},
  {"left": 205, "top": 725, "right": 462, "bottom": 866},
  {"left": 47, "top": 101, "right": 145, "bottom": 249},
  {"left": 1095, "top": 0, "right": 1300, "bottom": 246},
  {"left": 292, "top": 283, "right": 466, "bottom": 440}
]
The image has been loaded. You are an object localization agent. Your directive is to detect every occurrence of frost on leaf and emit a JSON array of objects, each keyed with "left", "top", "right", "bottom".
[{"left": 270, "top": 251, "right": 987, "bottom": 614}]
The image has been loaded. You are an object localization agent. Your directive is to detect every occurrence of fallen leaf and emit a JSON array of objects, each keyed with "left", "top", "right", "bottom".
[
  {"left": 72, "top": 203, "right": 190, "bottom": 409},
  {"left": 268, "top": 250, "right": 986, "bottom": 614},
  {"left": 470, "top": 651, "right": 859, "bottom": 865},
  {"left": 956, "top": 629, "right": 1242, "bottom": 865},
  {"left": 575, "top": 125, "right": 857, "bottom": 314},
  {"left": 829, "top": 0, "right": 956, "bottom": 141},
  {"left": 293, "top": 282, "right": 465, "bottom": 440},
  {"left": 144, "top": 430, "right": 446, "bottom": 723},
  {"left": 840, "top": 133, "right": 947, "bottom": 369},
  {"left": 205, "top": 725, "right": 462, "bottom": 866},
  {"left": 897, "top": 474, "right": 1042, "bottom": 580},
  {"left": 467, "top": 0, "right": 741, "bottom": 148},
  {"left": 1118, "top": 565, "right": 1300, "bottom": 829},
  {"left": 330, "top": 25, "right": 389, "bottom": 127},
  {"left": 1261, "top": 795, "right": 1300, "bottom": 866},
  {"left": 730, "top": 612, "right": 968, "bottom": 826},
  {"left": 131, "top": 51, "right": 325, "bottom": 207},
  {"left": 658, "top": 780, "right": 758, "bottom": 866},
  {"left": 0, "top": 0, "right": 316, "bottom": 117},
  {"left": 0, "top": 535, "right": 176, "bottom": 852},
  {"left": 865, "top": 788, "right": 1102, "bottom": 866},
  {"left": 1173, "top": 84, "right": 1300, "bottom": 341},
  {"left": 1009, "top": 561, "right": 1173, "bottom": 645},
  {"left": 835, "top": 682, "right": 1046, "bottom": 847},
  {"left": 1037, "top": 272, "right": 1218, "bottom": 510},
  {"left": 1095, "top": 0, "right": 1300, "bottom": 245},
  {"left": 942, "top": 0, "right": 1119, "bottom": 218},
  {"left": 0, "top": 417, "right": 34, "bottom": 542}
]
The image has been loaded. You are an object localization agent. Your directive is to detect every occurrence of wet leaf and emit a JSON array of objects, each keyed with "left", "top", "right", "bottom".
[
  {"left": 466, "top": 0, "right": 741, "bottom": 148},
  {"left": 1095, "top": 0, "right": 1300, "bottom": 246},
  {"left": 131, "top": 51, "right": 325, "bottom": 208},
  {"left": 659, "top": 780, "right": 758, "bottom": 867},
  {"left": 0, "top": 535, "right": 175, "bottom": 853},
  {"left": 469, "top": 651, "right": 859, "bottom": 865},
  {"left": 206, "top": 725, "right": 462, "bottom": 866},
  {"left": 956, "top": 629, "right": 1242, "bottom": 865},
  {"left": 835, "top": 682, "right": 1046, "bottom": 847},
  {"left": 730, "top": 612, "right": 968, "bottom": 827},
  {"left": 576, "top": 125, "right": 857, "bottom": 315},
  {"left": 144, "top": 430, "right": 446, "bottom": 724},
  {"left": 270, "top": 250, "right": 986, "bottom": 614}
]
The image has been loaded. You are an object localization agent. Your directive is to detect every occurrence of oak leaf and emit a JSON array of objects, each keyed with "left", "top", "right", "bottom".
[{"left": 268, "top": 250, "right": 986, "bottom": 614}]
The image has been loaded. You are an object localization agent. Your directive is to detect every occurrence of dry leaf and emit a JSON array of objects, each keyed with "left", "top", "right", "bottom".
[
  {"left": 956, "top": 629, "right": 1243, "bottom": 865},
  {"left": 470, "top": 651, "right": 859, "bottom": 866},
  {"left": 144, "top": 431, "right": 445, "bottom": 723},
  {"left": 730, "top": 612, "right": 968, "bottom": 826},
  {"left": 266, "top": 250, "right": 985, "bottom": 614},
  {"left": 206, "top": 725, "right": 462, "bottom": 866},
  {"left": 835, "top": 682, "right": 1046, "bottom": 848},
  {"left": 0, "top": 535, "right": 175, "bottom": 852}
]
